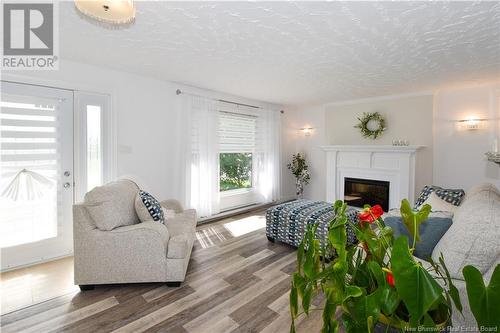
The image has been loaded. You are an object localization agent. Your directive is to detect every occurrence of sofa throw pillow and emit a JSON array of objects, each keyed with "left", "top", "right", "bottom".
[
  {"left": 385, "top": 216, "right": 453, "bottom": 260},
  {"left": 414, "top": 185, "right": 465, "bottom": 209},
  {"left": 418, "top": 192, "right": 458, "bottom": 213},
  {"left": 135, "top": 190, "right": 165, "bottom": 224}
]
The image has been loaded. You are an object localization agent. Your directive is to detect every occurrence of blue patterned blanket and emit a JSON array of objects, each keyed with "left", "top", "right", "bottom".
[{"left": 265, "top": 199, "right": 358, "bottom": 248}]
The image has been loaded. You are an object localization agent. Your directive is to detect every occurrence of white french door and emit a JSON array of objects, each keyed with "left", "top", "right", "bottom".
[{"left": 0, "top": 81, "right": 74, "bottom": 270}]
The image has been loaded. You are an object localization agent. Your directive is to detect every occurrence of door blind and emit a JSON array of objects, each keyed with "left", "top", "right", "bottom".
[{"left": 0, "top": 94, "right": 61, "bottom": 247}]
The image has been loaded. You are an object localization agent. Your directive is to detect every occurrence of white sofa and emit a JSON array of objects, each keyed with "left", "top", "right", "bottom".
[
  {"left": 430, "top": 183, "right": 500, "bottom": 328},
  {"left": 73, "top": 179, "right": 196, "bottom": 289}
]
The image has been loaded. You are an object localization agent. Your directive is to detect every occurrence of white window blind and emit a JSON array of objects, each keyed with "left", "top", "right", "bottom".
[
  {"left": 218, "top": 111, "right": 256, "bottom": 153},
  {"left": 0, "top": 95, "right": 60, "bottom": 247}
]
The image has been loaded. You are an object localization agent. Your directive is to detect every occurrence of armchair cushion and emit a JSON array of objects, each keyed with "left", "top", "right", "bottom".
[{"left": 85, "top": 179, "right": 140, "bottom": 231}]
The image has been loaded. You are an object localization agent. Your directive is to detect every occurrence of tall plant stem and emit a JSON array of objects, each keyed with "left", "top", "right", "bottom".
[{"left": 412, "top": 216, "right": 417, "bottom": 250}]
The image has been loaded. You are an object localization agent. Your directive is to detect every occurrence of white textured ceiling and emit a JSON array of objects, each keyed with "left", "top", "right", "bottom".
[{"left": 60, "top": 1, "right": 500, "bottom": 105}]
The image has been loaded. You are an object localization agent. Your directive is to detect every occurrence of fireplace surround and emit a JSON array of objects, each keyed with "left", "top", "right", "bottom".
[{"left": 321, "top": 145, "right": 424, "bottom": 210}]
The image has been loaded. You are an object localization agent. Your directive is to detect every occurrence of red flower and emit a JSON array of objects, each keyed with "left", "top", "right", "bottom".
[
  {"left": 358, "top": 205, "right": 384, "bottom": 223},
  {"left": 386, "top": 272, "right": 395, "bottom": 288}
]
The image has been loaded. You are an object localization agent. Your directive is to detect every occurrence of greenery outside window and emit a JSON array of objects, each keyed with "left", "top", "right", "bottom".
[{"left": 219, "top": 153, "right": 252, "bottom": 191}]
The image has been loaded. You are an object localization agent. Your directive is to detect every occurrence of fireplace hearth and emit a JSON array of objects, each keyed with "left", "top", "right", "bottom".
[{"left": 344, "top": 177, "right": 390, "bottom": 212}]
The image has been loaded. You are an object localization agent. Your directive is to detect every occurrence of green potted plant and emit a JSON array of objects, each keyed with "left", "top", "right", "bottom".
[
  {"left": 287, "top": 153, "right": 310, "bottom": 199},
  {"left": 290, "top": 200, "right": 462, "bottom": 332}
]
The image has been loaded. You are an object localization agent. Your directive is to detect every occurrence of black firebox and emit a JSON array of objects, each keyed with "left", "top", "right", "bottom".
[{"left": 344, "top": 177, "right": 390, "bottom": 212}]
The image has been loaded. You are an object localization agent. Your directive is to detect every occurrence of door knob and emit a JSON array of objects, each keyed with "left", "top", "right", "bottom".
[
  {"left": 64, "top": 171, "right": 71, "bottom": 177},
  {"left": 63, "top": 182, "right": 71, "bottom": 188}
]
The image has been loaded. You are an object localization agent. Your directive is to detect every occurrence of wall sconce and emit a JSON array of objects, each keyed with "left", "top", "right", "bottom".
[
  {"left": 300, "top": 127, "right": 314, "bottom": 136},
  {"left": 458, "top": 118, "right": 486, "bottom": 130}
]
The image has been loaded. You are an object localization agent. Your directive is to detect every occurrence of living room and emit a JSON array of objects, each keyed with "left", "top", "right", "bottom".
[{"left": 1, "top": 1, "right": 499, "bottom": 332}]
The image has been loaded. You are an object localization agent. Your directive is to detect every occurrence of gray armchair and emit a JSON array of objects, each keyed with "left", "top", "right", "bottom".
[{"left": 73, "top": 179, "right": 196, "bottom": 290}]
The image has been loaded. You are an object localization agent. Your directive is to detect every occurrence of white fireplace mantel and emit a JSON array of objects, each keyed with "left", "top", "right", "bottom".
[{"left": 321, "top": 145, "right": 425, "bottom": 209}]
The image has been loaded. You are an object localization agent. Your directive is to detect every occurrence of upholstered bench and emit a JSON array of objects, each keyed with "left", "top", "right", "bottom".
[{"left": 265, "top": 199, "right": 358, "bottom": 248}]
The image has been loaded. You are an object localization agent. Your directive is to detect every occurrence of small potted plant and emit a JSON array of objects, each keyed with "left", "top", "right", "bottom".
[
  {"left": 290, "top": 200, "right": 462, "bottom": 332},
  {"left": 287, "top": 153, "right": 310, "bottom": 199}
]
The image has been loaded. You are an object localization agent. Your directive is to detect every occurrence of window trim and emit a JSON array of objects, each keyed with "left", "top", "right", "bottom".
[{"left": 220, "top": 187, "right": 254, "bottom": 197}]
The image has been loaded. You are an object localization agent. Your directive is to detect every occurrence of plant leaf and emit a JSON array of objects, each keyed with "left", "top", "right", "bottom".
[
  {"left": 368, "top": 261, "right": 385, "bottom": 286},
  {"left": 399, "top": 199, "right": 431, "bottom": 242},
  {"left": 463, "top": 264, "right": 500, "bottom": 329},
  {"left": 290, "top": 283, "right": 298, "bottom": 318},
  {"left": 438, "top": 254, "right": 462, "bottom": 313},
  {"left": 343, "top": 285, "right": 363, "bottom": 303},
  {"left": 344, "top": 294, "right": 380, "bottom": 333},
  {"left": 391, "top": 236, "right": 443, "bottom": 326},
  {"left": 297, "top": 240, "right": 305, "bottom": 275},
  {"left": 379, "top": 287, "right": 400, "bottom": 315},
  {"left": 322, "top": 287, "right": 340, "bottom": 333},
  {"left": 303, "top": 227, "right": 316, "bottom": 279},
  {"left": 302, "top": 283, "right": 313, "bottom": 315},
  {"left": 367, "top": 262, "right": 400, "bottom": 315}
]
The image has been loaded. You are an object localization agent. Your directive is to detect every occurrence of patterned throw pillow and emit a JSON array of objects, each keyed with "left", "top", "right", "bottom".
[
  {"left": 137, "top": 190, "right": 165, "bottom": 224},
  {"left": 414, "top": 185, "right": 465, "bottom": 209}
]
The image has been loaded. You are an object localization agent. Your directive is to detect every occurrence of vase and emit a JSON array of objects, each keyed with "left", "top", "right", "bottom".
[{"left": 296, "top": 179, "right": 304, "bottom": 199}]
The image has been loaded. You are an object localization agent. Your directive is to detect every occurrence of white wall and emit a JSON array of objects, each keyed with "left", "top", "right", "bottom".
[
  {"left": 2, "top": 60, "right": 284, "bottom": 203},
  {"left": 281, "top": 105, "right": 327, "bottom": 201},
  {"left": 434, "top": 83, "right": 500, "bottom": 190},
  {"left": 326, "top": 94, "right": 434, "bottom": 199}
]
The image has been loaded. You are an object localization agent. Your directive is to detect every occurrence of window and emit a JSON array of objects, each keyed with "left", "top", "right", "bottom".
[
  {"left": 86, "top": 105, "right": 102, "bottom": 191},
  {"left": 218, "top": 111, "right": 256, "bottom": 192},
  {"left": 75, "top": 92, "right": 114, "bottom": 200},
  {"left": 219, "top": 153, "right": 252, "bottom": 191}
]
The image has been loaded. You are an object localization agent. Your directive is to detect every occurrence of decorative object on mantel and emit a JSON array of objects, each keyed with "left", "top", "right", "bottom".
[
  {"left": 392, "top": 139, "right": 410, "bottom": 146},
  {"left": 486, "top": 152, "right": 500, "bottom": 166},
  {"left": 75, "top": 0, "right": 135, "bottom": 26},
  {"left": 287, "top": 153, "right": 310, "bottom": 199},
  {"left": 486, "top": 138, "right": 500, "bottom": 166},
  {"left": 354, "top": 112, "right": 386, "bottom": 139},
  {"left": 1, "top": 169, "right": 53, "bottom": 201}
]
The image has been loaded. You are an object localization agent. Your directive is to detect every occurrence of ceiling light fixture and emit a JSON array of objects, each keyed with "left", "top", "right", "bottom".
[{"left": 75, "top": 0, "right": 135, "bottom": 25}]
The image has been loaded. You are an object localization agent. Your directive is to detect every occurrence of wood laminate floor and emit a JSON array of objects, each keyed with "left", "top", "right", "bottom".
[{"left": 0, "top": 209, "right": 325, "bottom": 333}]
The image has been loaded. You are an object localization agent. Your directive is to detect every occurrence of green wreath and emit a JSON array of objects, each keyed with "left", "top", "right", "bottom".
[{"left": 354, "top": 112, "right": 386, "bottom": 139}]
